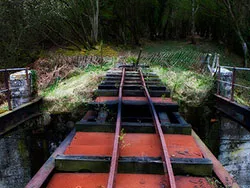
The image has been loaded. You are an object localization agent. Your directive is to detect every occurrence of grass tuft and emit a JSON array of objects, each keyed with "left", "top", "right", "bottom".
[{"left": 42, "top": 60, "right": 114, "bottom": 113}]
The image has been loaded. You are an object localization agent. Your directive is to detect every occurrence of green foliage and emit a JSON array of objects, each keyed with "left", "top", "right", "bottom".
[
  {"left": 126, "top": 56, "right": 137, "bottom": 64},
  {"left": 42, "top": 77, "right": 61, "bottom": 97},
  {"left": 1, "top": 0, "right": 250, "bottom": 67}
]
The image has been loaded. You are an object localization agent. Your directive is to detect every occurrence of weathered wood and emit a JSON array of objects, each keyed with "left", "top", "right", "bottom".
[
  {"left": 55, "top": 155, "right": 212, "bottom": 176},
  {"left": 98, "top": 85, "right": 166, "bottom": 90},
  {"left": 75, "top": 121, "right": 192, "bottom": 135},
  {"left": 88, "top": 102, "right": 178, "bottom": 112},
  {"left": 96, "top": 89, "right": 170, "bottom": 97},
  {"left": 106, "top": 72, "right": 157, "bottom": 77},
  {"left": 104, "top": 77, "right": 161, "bottom": 82},
  {"left": 101, "top": 80, "right": 162, "bottom": 85},
  {"left": 105, "top": 74, "right": 158, "bottom": 78}
]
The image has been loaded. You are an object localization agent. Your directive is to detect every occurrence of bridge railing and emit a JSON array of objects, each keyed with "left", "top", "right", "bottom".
[
  {"left": 0, "top": 68, "right": 30, "bottom": 111},
  {"left": 217, "top": 66, "right": 250, "bottom": 102}
]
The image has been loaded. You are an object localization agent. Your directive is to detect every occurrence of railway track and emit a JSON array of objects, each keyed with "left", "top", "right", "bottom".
[{"left": 26, "top": 64, "right": 238, "bottom": 188}]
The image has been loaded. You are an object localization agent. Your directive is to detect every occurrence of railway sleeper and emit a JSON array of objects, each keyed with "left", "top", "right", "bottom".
[
  {"left": 101, "top": 80, "right": 162, "bottom": 85},
  {"left": 55, "top": 155, "right": 213, "bottom": 177},
  {"left": 87, "top": 102, "right": 178, "bottom": 111},
  {"left": 95, "top": 89, "right": 170, "bottom": 97},
  {"left": 98, "top": 85, "right": 167, "bottom": 90},
  {"left": 75, "top": 121, "right": 192, "bottom": 135},
  {"left": 104, "top": 77, "right": 161, "bottom": 82},
  {"left": 105, "top": 74, "right": 158, "bottom": 78}
]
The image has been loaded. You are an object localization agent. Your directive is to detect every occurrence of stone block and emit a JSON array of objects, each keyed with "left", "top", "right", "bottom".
[{"left": 9, "top": 70, "right": 33, "bottom": 109}]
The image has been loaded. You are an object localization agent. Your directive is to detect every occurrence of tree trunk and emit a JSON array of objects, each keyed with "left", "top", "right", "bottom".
[
  {"left": 89, "top": 0, "right": 99, "bottom": 44},
  {"left": 223, "top": 0, "right": 248, "bottom": 67},
  {"left": 191, "top": 0, "right": 199, "bottom": 44}
]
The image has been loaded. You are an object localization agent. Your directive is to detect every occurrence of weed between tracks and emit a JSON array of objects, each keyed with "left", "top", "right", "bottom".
[{"left": 119, "top": 128, "right": 131, "bottom": 150}]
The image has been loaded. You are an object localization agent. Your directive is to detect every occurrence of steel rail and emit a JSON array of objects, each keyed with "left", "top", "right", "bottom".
[
  {"left": 220, "top": 66, "right": 250, "bottom": 71},
  {"left": 0, "top": 89, "right": 9, "bottom": 93},
  {"left": 217, "top": 79, "right": 250, "bottom": 90},
  {"left": 139, "top": 69, "right": 176, "bottom": 188},
  {"left": 0, "top": 68, "right": 28, "bottom": 72},
  {"left": 107, "top": 68, "right": 126, "bottom": 188}
]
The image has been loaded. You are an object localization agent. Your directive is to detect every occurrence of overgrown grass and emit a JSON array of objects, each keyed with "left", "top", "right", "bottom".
[
  {"left": 42, "top": 60, "right": 115, "bottom": 113},
  {"left": 152, "top": 66, "right": 214, "bottom": 106},
  {"left": 128, "top": 41, "right": 249, "bottom": 107}
]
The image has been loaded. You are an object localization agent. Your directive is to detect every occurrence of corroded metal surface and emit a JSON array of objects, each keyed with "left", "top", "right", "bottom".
[
  {"left": 47, "top": 173, "right": 214, "bottom": 188},
  {"left": 139, "top": 69, "right": 176, "bottom": 188},
  {"left": 107, "top": 68, "right": 125, "bottom": 188}
]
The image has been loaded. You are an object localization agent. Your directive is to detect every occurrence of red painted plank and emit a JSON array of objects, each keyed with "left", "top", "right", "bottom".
[
  {"left": 64, "top": 132, "right": 203, "bottom": 159},
  {"left": 47, "top": 173, "right": 214, "bottom": 188}
]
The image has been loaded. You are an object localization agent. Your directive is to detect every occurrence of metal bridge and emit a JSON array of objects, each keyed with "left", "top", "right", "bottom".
[{"left": 26, "top": 64, "right": 238, "bottom": 188}]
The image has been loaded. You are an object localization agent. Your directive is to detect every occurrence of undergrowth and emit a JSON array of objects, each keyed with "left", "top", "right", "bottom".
[
  {"left": 55, "top": 44, "right": 118, "bottom": 57},
  {"left": 152, "top": 66, "right": 214, "bottom": 107},
  {"left": 42, "top": 59, "right": 115, "bottom": 113}
]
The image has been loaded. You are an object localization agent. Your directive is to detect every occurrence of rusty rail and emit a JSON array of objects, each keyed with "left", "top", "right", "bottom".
[
  {"left": 0, "top": 67, "right": 29, "bottom": 110},
  {"left": 107, "top": 68, "right": 126, "bottom": 188},
  {"left": 139, "top": 69, "right": 176, "bottom": 188},
  {"left": 217, "top": 66, "right": 250, "bottom": 102}
]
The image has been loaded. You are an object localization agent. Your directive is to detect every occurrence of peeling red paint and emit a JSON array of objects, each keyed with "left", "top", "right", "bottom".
[{"left": 47, "top": 173, "right": 214, "bottom": 188}]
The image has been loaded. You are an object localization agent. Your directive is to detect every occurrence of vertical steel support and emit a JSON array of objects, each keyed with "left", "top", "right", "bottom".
[
  {"left": 107, "top": 68, "right": 126, "bottom": 188},
  {"left": 4, "top": 70, "right": 12, "bottom": 110},
  {"left": 25, "top": 67, "right": 31, "bottom": 96},
  {"left": 231, "top": 67, "right": 236, "bottom": 101},
  {"left": 217, "top": 66, "right": 221, "bottom": 95},
  {"left": 139, "top": 69, "right": 176, "bottom": 188}
]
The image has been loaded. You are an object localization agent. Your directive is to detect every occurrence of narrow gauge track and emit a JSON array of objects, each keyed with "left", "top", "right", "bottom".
[{"left": 26, "top": 64, "right": 239, "bottom": 188}]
